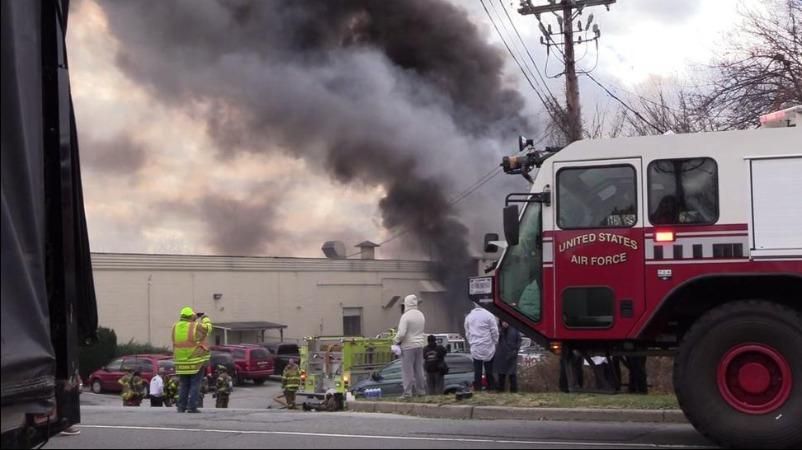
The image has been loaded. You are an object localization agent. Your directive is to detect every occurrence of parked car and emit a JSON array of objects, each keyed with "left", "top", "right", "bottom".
[
  {"left": 351, "top": 353, "right": 474, "bottom": 397},
  {"left": 205, "top": 351, "right": 238, "bottom": 385},
  {"left": 262, "top": 342, "right": 299, "bottom": 375},
  {"left": 211, "top": 344, "right": 273, "bottom": 384},
  {"left": 88, "top": 354, "right": 172, "bottom": 394}
]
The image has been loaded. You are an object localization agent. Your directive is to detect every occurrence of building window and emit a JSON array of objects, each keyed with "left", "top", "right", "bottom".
[
  {"left": 343, "top": 307, "right": 363, "bottom": 337},
  {"left": 557, "top": 165, "right": 637, "bottom": 229},
  {"left": 648, "top": 158, "right": 718, "bottom": 225},
  {"left": 562, "top": 287, "right": 615, "bottom": 328}
]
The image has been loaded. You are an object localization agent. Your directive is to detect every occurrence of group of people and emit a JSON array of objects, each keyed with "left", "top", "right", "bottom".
[
  {"left": 117, "top": 364, "right": 233, "bottom": 409},
  {"left": 117, "top": 307, "right": 231, "bottom": 411},
  {"left": 392, "top": 296, "right": 524, "bottom": 397},
  {"left": 464, "top": 303, "right": 522, "bottom": 393}
]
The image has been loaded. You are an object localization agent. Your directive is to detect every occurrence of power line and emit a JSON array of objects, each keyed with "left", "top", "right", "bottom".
[
  {"left": 585, "top": 72, "right": 666, "bottom": 134},
  {"left": 532, "top": 11, "right": 665, "bottom": 134},
  {"left": 345, "top": 164, "right": 505, "bottom": 257},
  {"left": 478, "top": 0, "right": 567, "bottom": 133},
  {"left": 494, "top": 0, "right": 559, "bottom": 105}
]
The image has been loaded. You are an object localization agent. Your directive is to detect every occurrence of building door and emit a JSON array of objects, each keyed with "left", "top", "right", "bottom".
[
  {"left": 552, "top": 159, "right": 645, "bottom": 340},
  {"left": 343, "top": 307, "right": 363, "bottom": 336}
]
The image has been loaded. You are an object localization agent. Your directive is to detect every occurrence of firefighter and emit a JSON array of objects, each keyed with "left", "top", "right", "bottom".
[
  {"left": 198, "top": 373, "right": 209, "bottom": 408},
  {"left": 301, "top": 390, "right": 340, "bottom": 412},
  {"left": 318, "top": 389, "right": 340, "bottom": 411},
  {"left": 282, "top": 358, "right": 301, "bottom": 410},
  {"left": 214, "top": 365, "right": 233, "bottom": 408},
  {"left": 163, "top": 374, "right": 179, "bottom": 407},
  {"left": 119, "top": 370, "right": 146, "bottom": 406},
  {"left": 172, "top": 306, "right": 212, "bottom": 413}
]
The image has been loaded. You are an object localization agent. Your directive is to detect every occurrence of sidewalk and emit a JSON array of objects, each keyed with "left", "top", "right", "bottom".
[{"left": 347, "top": 400, "right": 687, "bottom": 424}]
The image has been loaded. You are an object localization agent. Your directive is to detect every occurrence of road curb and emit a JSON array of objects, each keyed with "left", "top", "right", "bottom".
[{"left": 348, "top": 400, "right": 687, "bottom": 424}]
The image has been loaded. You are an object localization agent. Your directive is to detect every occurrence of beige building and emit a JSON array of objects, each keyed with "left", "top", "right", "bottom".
[{"left": 91, "top": 251, "right": 453, "bottom": 348}]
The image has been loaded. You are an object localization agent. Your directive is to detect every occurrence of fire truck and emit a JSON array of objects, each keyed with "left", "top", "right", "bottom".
[
  {"left": 297, "top": 336, "right": 394, "bottom": 409},
  {"left": 469, "top": 106, "right": 801, "bottom": 449}
]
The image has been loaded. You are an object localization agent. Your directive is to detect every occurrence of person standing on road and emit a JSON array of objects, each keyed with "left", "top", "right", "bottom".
[
  {"left": 149, "top": 368, "right": 166, "bottom": 407},
  {"left": 494, "top": 321, "right": 522, "bottom": 393},
  {"left": 164, "top": 374, "right": 179, "bottom": 407},
  {"left": 282, "top": 358, "right": 301, "bottom": 410},
  {"left": 214, "top": 365, "right": 233, "bottom": 408},
  {"left": 172, "top": 306, "right": 212, "bottom": 413},
  {"left": 394, "top": 294, "right": 426, "bottom": 398},
  {"left": 423, "top": 335, "right": 448, "bottom": 395},
  {"left": 465, "top": 304, "right": 499, "bottom": 391}
]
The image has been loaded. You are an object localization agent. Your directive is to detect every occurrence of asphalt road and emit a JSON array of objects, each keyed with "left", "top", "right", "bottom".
[
  {"left": 47, "top": 381, "right": 716, "bottom": 449},
  {"left": 80, "top": 377, "right": 285, "bottom": 410}
]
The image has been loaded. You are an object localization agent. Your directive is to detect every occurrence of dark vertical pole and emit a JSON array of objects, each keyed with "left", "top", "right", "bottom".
[{"left": 563, "top": 2, "right": 582, "bottom": 142}]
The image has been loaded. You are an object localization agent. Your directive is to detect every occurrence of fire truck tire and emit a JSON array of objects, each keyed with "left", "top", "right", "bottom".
[{"left": 674, "top": 300, "right": 802, "bottom": 449}]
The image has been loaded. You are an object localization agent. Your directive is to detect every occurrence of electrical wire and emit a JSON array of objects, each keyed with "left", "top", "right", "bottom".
[{"left": 478, "top": 0, "right": 567, "bottom": 132}]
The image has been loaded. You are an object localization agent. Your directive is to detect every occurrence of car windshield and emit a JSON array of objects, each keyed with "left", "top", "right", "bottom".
[{"left": 380, "top": 361, "right": 402, "bottom": 378}]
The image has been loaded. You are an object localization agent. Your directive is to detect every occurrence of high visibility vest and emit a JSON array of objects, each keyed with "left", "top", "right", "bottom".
[
  {"left": 172, "top": 317, "right": 212, "bottom": 375},
  {"left": 282, "top": 366, "right": 301, "bottom": 391}
]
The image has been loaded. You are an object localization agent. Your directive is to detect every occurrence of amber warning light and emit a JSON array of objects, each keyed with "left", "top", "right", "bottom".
[{"left": 655, "top": 231, "right": 675, "bottom": 242}]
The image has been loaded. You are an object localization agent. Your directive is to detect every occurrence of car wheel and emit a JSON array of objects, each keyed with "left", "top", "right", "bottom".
[{"left": 91, "top": 379, "right": 103, "bottom": 394}]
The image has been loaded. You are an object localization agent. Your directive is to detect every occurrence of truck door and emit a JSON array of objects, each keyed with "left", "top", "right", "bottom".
[{"left": 552, "top": 158, "right": 644, "bottom": 339}]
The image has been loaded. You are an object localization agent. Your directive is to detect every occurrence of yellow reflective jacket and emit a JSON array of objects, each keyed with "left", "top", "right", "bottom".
[{"left": 172, "top": 317, "right": 212, "bottom": 375}]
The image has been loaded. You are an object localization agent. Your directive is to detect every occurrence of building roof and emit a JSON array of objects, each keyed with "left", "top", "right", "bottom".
[
  {"left": 91, "top": 252, "right": 433, "bottom": 273},
  {"left": 213, "top": 321, "right": 287, "bottom": 331},
  {"left": 355, "top": 241, "right": 380, "bottom": 248}
]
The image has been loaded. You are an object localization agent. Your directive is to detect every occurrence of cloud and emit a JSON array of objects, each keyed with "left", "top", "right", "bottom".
[{"left": 80, "top": 133, "right": 148, "bottom": 175}]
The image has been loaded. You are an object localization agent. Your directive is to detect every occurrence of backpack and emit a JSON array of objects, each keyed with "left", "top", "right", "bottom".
[{"left": 424, "top": 347, "right": 443, "bottom": 373}]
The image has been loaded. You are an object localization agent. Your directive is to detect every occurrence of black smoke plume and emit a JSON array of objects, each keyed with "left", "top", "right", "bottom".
[{"left": 95, "top": 0, "right": 534, "bottom": 314}]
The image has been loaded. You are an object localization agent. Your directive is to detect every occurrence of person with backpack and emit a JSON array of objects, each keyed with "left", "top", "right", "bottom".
[{"left": 423, "top": 335, "right": 449, "bottom": 395}]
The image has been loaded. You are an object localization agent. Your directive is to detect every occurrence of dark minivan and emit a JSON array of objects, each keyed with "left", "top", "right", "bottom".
[{"left": 212, "top": 344, "right": 273, "bottom": 384}]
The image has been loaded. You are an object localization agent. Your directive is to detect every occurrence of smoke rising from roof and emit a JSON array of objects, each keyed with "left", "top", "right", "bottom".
[{"left": 95, "top": 0, "right": 534, "bottom": 311}]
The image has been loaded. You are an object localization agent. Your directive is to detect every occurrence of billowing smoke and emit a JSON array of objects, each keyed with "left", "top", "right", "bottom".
[{"left": 94, "top": 0, "right": 534, "bottom": 313}]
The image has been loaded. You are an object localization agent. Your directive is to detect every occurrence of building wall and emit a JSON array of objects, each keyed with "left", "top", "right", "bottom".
[{"left": 92, "top": 253, "right": 455, "bottom": 348}]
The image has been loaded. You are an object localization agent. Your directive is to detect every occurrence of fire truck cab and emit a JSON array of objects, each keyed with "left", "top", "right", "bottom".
[{"left": 469, "top": 115, "right": 801, "bottom": 448}]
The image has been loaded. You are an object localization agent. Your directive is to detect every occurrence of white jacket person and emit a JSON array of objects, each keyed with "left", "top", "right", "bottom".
[
  {"left": 464, "top": 305, "right": 499, "bottom": 361},
  {"left": 394, "top": 294, "right": 426, "bottom": 350}
]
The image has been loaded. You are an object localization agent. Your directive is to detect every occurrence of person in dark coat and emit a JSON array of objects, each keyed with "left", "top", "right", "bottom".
[{"left": 494, "top": 321, "right": 523, "bottom": 393}]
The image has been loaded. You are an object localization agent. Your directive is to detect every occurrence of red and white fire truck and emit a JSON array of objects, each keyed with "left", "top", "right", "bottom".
[{"left": 469, "top": 106, "right": 802, "bottom": 448}]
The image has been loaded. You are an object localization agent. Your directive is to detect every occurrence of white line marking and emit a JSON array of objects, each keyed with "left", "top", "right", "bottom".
[{"left": 81, "top": 424, "right": 714, "bottom": 448}]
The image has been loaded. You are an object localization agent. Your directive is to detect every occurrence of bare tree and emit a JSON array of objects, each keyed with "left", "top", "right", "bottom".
[{"left": 698, "top": 0, "right": 802, "bottom": 130}]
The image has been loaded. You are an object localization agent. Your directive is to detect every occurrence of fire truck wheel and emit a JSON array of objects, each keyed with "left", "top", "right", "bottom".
[{"left": 674, "top": 300, "right": 802, "bottom": 449}]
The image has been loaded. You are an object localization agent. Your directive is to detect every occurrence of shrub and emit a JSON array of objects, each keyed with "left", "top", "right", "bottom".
[
  {"left": 517, "top": 354, "right": 674, "bottom": 393},
  {"left": 78, "top": 326, "right": 117, "bottom": 379},
  {"left": 115, "top": 339, "right": 171, "bottom": 357}
]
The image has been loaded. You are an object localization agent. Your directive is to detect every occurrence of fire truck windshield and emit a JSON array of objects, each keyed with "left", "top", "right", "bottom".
[{"left": 497, "top": 203, "right": 543, "bottom": 322}]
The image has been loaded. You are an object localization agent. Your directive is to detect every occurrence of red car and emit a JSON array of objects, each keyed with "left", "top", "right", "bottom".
[
  {"left": 88, "top": 354, "right": 173, "bottom": 394},
  {"left": 212, "top": 344, "right": 273, "bottom": 385}
]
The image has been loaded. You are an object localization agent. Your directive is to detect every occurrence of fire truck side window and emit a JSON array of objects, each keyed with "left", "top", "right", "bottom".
[
  {"left": 498, "top": 203, "right": 543, "bottom": 322},
  {"left": 557, "top": 166, "right": 637, "bottom": 229},
  {"left": 648, "top": 158, "right": 718, "bottom": 225}
]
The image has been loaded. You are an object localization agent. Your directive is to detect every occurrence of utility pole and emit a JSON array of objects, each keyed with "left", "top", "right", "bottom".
[{"left": 519, "top": 0, "right": 615, "bottom": 143}]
